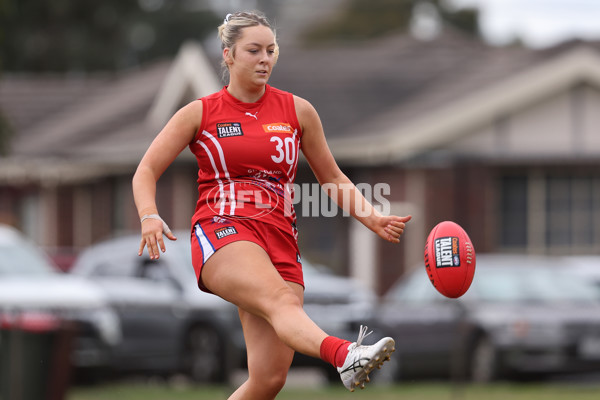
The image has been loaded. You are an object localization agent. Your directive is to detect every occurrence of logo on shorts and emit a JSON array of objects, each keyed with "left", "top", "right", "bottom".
[
  {"left": 214, "top": 226, "right": 238, "bottom": 240},
  {"left": 296, "top": 252, "right": 302, "bottom": 264},
  {"left": 212, "top": 216, "right": 230, "bottom": 224},
  {"left": 217, "top": 122, "right": 243, "bottom": 138},
  {"left": 434, "top": 237, "right": 460, "bottom": 268}
]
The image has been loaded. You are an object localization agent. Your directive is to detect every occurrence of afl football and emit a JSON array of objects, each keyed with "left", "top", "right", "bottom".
[{"left": 424, "top": 221, "right": 476, "bottom": 298}]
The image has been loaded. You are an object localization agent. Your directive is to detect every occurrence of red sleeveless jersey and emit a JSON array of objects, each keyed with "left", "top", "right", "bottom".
[{"left": 189, "top": 85, "right": 302, "bottom": 237}]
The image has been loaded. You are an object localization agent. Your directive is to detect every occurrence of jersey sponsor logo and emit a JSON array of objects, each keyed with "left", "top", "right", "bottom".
[
  {"left": 263, "top": 123, "right": 293, "bottom": 133},
  {"left": 247, "top": 168, "right": 282, "bottom": 176},
  {"left": 217, "top": 122, "right": 244, "bottom": 138},
  {"left": 214, "top": 226, "right": 238, "bottom": 240},
  {"left": 434, "top": 236, "right": 460, "bottom": 268}
]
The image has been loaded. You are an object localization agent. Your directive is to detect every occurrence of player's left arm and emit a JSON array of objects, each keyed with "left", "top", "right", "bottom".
[{"left": 294, "top": 95, "right": 411, "bottom": 243}]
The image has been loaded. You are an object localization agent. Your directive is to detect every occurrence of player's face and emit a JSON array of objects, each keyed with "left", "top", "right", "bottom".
[{"left": 226, "top": 25, "right": 277, "bottom": 87}]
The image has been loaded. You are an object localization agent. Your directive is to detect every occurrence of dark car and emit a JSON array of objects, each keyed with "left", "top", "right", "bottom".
[
  {"left": 373, "top": 254, "right": 600, "bottom": 383},
  {"left": 70, "top": 231, "right": 377, "bottom": 382},
  {"left": 69, "top": 232, "right": 244, "bottom": 383},
  {"left": 0, "top": 224, "right": 119, "bottom": 378}
]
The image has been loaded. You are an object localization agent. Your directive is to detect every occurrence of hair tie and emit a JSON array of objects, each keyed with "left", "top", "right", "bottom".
[{"left": 224, "top": 13, "right": 232, "bottom": 25}]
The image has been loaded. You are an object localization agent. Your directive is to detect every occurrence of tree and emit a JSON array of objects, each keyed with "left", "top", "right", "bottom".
[
  {"left": 302, "top": 0, "right": 479, "bottom": 44},
  {"left": 0, "top": 0, "right": 220, "bottom": 72}
]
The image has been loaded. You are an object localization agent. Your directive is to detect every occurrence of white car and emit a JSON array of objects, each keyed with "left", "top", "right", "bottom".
[
  {"left": 0, "top": 224, "right": 120, "bottom": 380},
  {"left": 563, "top": 256, "right": 600, "bottom": 297}
]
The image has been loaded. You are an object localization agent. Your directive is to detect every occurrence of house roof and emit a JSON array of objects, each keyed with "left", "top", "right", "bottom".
[
  {"left": 270, "top": 30, "right": 496, "bottom": 137},
  {"left": 268, "top": 32, "right": 600, "bottom": 164},
  {"left": 2, "top": 32, "right": 600, "bottom": 183},
  {"left": 327, "top": 40, "right": 600, "bottom": 164},
  {"left": 0, "top": 41, "right": 220, "bottom": 183}
]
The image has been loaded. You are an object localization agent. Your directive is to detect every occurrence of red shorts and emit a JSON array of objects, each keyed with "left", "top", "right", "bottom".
[{"left": 191, "top": 216, "right": 303, "bottom": 293}]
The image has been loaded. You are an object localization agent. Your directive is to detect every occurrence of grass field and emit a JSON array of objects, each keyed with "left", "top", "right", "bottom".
[{"left": 68, "top": 381, "right": 600, "bottom": 400}]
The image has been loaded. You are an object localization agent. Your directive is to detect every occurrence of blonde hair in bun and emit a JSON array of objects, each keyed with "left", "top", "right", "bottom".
[{"left": 218, "top": 11, "right": 279, "bottom": 75}]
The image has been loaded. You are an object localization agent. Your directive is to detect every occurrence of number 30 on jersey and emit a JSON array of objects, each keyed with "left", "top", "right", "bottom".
[{"left": 270, "top": 136, "right": 296, "bottom": 166}]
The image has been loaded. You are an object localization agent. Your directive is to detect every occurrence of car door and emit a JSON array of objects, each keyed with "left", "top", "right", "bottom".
[
  {"left": 379, "top": 271, "right": 465, "bottom": 378},
  {"left": 85, "top": 252, "right": 184, "bottom": 372}
]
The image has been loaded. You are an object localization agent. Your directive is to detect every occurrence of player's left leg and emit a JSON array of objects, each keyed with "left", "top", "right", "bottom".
[{"left": 228, "top": 282, "right": 304, "bottom": 400}]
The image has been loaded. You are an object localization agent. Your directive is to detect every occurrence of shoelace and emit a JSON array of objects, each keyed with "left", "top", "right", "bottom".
[{"left": 355, "top": 325, "right": 373, "bottom": 346}]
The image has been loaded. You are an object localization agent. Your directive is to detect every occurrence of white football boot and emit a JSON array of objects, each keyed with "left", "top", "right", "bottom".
[{"left": 337, "top": 325, "right": 395, "bottom": 391}]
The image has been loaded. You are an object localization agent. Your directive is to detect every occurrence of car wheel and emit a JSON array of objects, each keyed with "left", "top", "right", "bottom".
[
  {"left": 470, "top": 336, "right": 498, "bottom": 383},
  {"left": 183, "top": 325, "right": 225, "bottom": 383}
]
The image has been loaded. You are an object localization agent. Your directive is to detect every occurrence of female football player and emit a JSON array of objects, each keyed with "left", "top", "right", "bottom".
[{"left": 133, "top": 11, "right": 411, "bottom": 399}]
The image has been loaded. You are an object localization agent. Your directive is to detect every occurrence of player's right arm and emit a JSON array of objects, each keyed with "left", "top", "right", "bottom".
[{"left": 133, "top": 100, "right": 203, "bottom": 259}]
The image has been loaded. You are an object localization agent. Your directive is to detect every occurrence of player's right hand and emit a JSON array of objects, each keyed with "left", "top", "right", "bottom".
[{"left": 138, "top": 219, "right": 177, "bottom": 259}]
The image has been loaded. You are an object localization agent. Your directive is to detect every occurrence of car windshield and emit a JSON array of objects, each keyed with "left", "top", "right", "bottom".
[
  {"left": 0, "top": 243, "right": 56, "bottom": 276},
  {"left": 465, "top": 266, "right": 599, "bottom": 303}
]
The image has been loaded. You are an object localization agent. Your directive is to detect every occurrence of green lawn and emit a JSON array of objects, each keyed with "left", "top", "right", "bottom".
[{"left": 68, "top": 381, "right": 600, "bottom": 400}]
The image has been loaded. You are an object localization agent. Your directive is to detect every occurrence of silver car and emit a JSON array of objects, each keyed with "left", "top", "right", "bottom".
[
  {"left": 0, "top": 224, "right": 119, "bottom": 379},
  {"left": 373, "top": 254, "right": 600, "bottom": 382}
]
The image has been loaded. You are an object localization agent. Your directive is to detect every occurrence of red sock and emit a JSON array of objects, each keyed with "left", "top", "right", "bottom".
[{"left": 320, "top": 336, "right": 351, "bottom": 368}]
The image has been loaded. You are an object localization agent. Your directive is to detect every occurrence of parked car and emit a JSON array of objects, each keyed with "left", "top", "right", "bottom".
[
  {"left": 293, "top": 259, "right": 377, "bottom": 379},
  {"left": 564, "top": 256, "right": 600, "bottom": 297},
  {"left": 69, "top": 231, "right": 245, "bottom": 383},
  {"left": 0, "top": 224, "right": 119, "bottom": 379},
  {"left": 373, "top": 254, "right": 600, "bottom": 383},
  {"left": 70, "top": 230, "right": 377, "bottom": 382}
]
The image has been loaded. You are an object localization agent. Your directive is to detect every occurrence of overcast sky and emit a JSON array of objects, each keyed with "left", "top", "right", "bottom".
[{"left": 448, "top": 0, "right": 600, "bottom": 48}]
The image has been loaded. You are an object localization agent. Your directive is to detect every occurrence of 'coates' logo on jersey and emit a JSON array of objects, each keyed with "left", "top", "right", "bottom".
[
  {"left": 434, "top": 236, "right": 460, "bottom": 268},
  {"left": 217, "top": 122, "right": 244, "bottom": 138},
  {"left": 214, "top": 226, "right": 238, "bottom": 240},
  {"left": 263, "top": 123, "right": 293, "bottom": 133}
]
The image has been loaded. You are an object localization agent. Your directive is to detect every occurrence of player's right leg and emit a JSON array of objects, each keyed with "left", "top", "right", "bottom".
[
  {"left": 198, "top": 240, "right": 395, "bottom": 392},
  {"left": 336, "top": 326, "right": 395, "bottom": 391},
  {"left": 200, "top": 240, "right": 328, "bottom": 357}
]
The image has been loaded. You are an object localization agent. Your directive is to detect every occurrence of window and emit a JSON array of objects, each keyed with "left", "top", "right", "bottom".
[
  {"left": 546, "top": 176, "right": 597, "bottom": 247},
  {"left": 500, "top": 173, "right": 600, "bottom": 253},
  {"left": 500, "top": 176, "right": 528, "bottom": 247}
]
